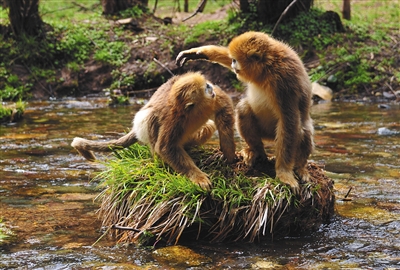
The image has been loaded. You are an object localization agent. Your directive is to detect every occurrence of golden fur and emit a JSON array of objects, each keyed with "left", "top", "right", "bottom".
[
  {"left": 71, "top": 72, "right": 236, "bottom": 190},
  {"left": 176, "top": 32, "right": 314, "bottom": 192}
]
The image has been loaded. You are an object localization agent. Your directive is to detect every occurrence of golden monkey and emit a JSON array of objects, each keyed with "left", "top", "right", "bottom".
[
  {"left": 176, "top": 31, "right": 314, "bottom": 193},
  {"left": 71, "top": 72, "right": 236, "bottom": 190}
]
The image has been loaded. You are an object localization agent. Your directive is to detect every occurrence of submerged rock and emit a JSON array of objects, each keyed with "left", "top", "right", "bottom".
[{"left": 153, "top": 245, "right": 212, "bottom": 267}]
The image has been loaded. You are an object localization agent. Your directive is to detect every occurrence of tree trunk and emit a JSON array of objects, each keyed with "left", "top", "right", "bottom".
[
  {"left": 102, "top": 0, "right": 148, "bottom": 15},
  {"left": 239, "top": 0, "right": 250, "bottom": 13},
  {"left": 7, "top": 0, "right": 43, "bottom": 37},
  {"left": 184, "top": 0, "right": 189, "bottom": 12},
  {"left": 342, "top": 0, "right": 351, "bottom": 20},
  {"left": 239, "top": 0, "right": 314, "bottom": 24}
]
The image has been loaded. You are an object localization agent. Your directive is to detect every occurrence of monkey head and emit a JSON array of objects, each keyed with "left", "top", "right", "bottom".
[
  {"left": 228, "top": 32, "right": 273, "bottom": 85},
  {"left": 169, "top": 72, "right": 216, "bottom": 113}
]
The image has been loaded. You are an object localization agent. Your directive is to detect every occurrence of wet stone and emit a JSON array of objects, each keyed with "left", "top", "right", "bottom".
[{"left": 152, "top": 245, "right": 212, "bottom": 267}]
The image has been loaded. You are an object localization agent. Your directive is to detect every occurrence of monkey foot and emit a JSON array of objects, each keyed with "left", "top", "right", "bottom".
[
  {"left": 276, "top": 170, "right": 300, "bottom": 194},
  {"left": 240, "top": 148, "right": 267, "bottom": 167},
  {"left": 223, "top": 150, "right": 237, "bottom": 164},
  {"left": 296, "top": 167, "right": 310, "bottom": 183},
  {"left": 190, "top": 173, "right": 212, "bottom": 191}
]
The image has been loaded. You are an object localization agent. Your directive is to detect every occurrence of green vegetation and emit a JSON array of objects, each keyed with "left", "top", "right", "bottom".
[
  {"left": 274, "top": 9, "right": 342, "bottom": 50},
  {"left": 95, "top": 144, "right": 333, "bottom": 244},
  {"left": 0, "top": 218, "right": 14, "bottom": 244},
  {"left": 314, "top": 0, "right": 399, "bottom": 29},
  {"left": 0, "top": 0, "right": 398, "bottom": 101},
  {"left": 149, "top": 0, "right": 231, "bottom": 15},
  {"left": 184, "top": 20, "right": 225, "bottom": 46},
  {"left": 0, "top": 101, "right": 25, "bottom": 123}
]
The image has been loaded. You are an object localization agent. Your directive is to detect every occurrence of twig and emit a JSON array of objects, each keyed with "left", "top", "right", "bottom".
[
  {"left": 126, "top": 87, "right": 158, "bottom": 96},
  {"left": 71, "top": 1, "right": 89, "bottom": 11},
  {"left": 385, "top": 82, "right": 397, "bottom": 97},
  {"left": 111, "top": 224, "right": 141, "bottom": 232},
  {"left": 22, "top": 63, "right": 54, "bottom": 97},
  {"left": 342, "top": 186, "right": 353, "bottom": 201},
  {"left": 153, "top": 0, "right": 158, "bottom": 14},
  {"left": 41, "top": 6, "right": 74, "bottom": 16},
  {"left": 182, "top": 0, "right": 208, "bottom": 22},
  {"left": 271, "top": 0, "right": 299, "bottom": 36},
  {"left": 92, "top": 225, "right": 112, "bottom": 247},
  {"left": 153, "top": 58, "right": 174, "bottom": 77}
]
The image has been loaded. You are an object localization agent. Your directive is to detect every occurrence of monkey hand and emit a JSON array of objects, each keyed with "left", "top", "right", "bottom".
[
  {"left": 189, "top": 171, "right": 212, "bottom": 191},
  {"left": 176, "top": 49, "right": 208, "bottom": 67},
  {"left": 276, "top": 169, "right": 300, "bottom": 194}
]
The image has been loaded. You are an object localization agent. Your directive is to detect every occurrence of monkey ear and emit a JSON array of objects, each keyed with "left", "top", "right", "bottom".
[
  {"left": 247, "top": 49, "right": 263, "bottom": 61},
  {"left": 185, "top": 102, "right": 194, "bottom": 110}
]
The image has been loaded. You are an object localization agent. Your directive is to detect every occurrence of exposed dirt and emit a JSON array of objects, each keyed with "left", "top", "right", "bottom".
[{"left": 17, "top": 4, "right": 398, "bottom": 102}]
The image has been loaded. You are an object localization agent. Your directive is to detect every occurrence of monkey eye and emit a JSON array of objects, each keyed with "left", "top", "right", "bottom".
[
  {"left": 231, "top": 59, "right": 238, "bottom": 70},
  {"left": 205, "top": 83, "right": 214, "bottom": 96}
]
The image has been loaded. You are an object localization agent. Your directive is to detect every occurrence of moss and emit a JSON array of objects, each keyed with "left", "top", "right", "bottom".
[
  {"left": 0, "top": 101, "right": 25, "bottom": 123},
  {"left": 0, "top": 218, "right": 14, "bottom": 245},
  {"left": 95, "top": 144, "right": 335, "bottom": 244}
]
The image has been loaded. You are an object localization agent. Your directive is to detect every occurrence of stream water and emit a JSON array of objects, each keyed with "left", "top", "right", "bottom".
[{"left": 1, "top": 98, "right": 399, "bottom": 269}]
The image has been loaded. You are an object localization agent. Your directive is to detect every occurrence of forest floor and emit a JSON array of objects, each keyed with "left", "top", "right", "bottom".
[
  {"left": 2, "top": 3, "right": 399, "bottom": 103},
  {"left": 54, "top": 5, "right": 400, "bottom": 103}
]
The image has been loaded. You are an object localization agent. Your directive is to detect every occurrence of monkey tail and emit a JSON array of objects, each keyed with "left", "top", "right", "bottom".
[{"left": 71, "top": 130, "right": 138, "bottom": 161}]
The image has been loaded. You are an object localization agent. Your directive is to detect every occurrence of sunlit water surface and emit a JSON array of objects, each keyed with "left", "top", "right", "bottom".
[{"left": 1, "top": 99, "right": 399, "bottom": 269}]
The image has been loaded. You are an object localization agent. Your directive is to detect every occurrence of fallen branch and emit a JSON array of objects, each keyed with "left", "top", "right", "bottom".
[
  {"left": 271, "top": 0, "right": 299, "bottom": 36},
  {"left": 153, "top": 58, "right": 174, "bottom": 77},
  {"left": 112, "top": 225, "right": 141, "bottom": 232},
  {"left": 182, "top": 0, "right": 207, "bottom": 22},
  {"left": 341, "top": 186, "right": 353, "bottom": 201}
]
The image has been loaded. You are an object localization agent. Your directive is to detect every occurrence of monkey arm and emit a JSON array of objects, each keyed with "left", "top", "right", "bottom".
[
  {"left": 213, "top": 87, "right": 236, "bottom": 163},
  {"left": 176, "top": 45, "right": 232, "bottom": 70},
  {"left": 157, "top": 142, "right": 212, "bottom": 190},
  {"left": 184, "top": 119, "right": 217, "bottom": 148}
]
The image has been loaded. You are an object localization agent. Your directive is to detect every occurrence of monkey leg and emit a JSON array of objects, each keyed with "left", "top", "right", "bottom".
[
  {"left": 184, "top": 120, "right": 216, "bottom": 148},
  {"left": 274, "top": 110, "right": 301, "bottom": 193},
  {"left": 214, "top": 89, "right": 236, "bottom": 163},
  {"left": 157, "top": 144, "right": 212, "bottom": 190},
  {"left": 235, "top": 98, "right": 267, "bottom": 167},
  {"left": 294, "top": 118, "right": 314, "bottom": 182}
]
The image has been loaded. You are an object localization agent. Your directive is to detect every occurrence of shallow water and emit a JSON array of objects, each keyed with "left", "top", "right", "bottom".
[{"left": 1, "top": 99, "right": 399, "bottom": 269}]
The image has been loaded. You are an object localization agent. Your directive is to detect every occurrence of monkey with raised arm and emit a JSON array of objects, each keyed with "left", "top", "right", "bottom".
[
  {"left": 71, "top": 72, "right": 236, "bottom": 190},
  {"left": 176, "top": 31, "right": 314, "bottom": 193}
]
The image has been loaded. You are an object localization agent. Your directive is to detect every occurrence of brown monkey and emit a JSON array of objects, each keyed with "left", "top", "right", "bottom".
[
  {"left": 71, "top": 72, "right": 236, "bottom": 190},
  {"left": 176, "top": 31, "right": 314, "bottom": 193}
]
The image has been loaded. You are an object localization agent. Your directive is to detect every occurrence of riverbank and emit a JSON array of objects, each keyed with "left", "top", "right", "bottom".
[{"left": 0, "top": 2, "right": 398, "bottom": 103}]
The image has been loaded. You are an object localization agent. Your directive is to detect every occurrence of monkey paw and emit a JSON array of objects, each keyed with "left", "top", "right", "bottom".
[
  {"left": 176, "top": 50, "right": 208, "bottom": 67},
  {"left": 240, "top": 148, "right": 266, "bottom": 167},
  {"left": 190, "top": 172, "right": 212, "bottom": 191},
  {"left": 223, "top": 150, "right": 237, "bottom": 164},
  {"left": 296, "top": 167, "right": 310, "bottom": 183},
  {"left": 276, "top": 170, "right": 300, "bottom": 194}
]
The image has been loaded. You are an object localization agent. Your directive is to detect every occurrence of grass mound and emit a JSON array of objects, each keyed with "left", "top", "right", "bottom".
[
  {"left": 95, "top": 144, "right": 334, "bottom": 244},
  {"left": 0, "top": 101, "right": 25, "bottom": 123}
]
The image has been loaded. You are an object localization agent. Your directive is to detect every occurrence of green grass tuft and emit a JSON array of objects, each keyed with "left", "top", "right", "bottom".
[{"left": 95, "top": 144, "right": 334, "bottom": 244}]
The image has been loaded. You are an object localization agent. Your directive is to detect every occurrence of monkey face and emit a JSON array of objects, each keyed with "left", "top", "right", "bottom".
[
  {"left": 231, "top": 58, "right": 248, "bottom": 83},
  {"left": 205, "top": 82, "right": 216, "bottom": 99},
  {"left": 231, "top": 59, "right": 241, "bottom": 75}
]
